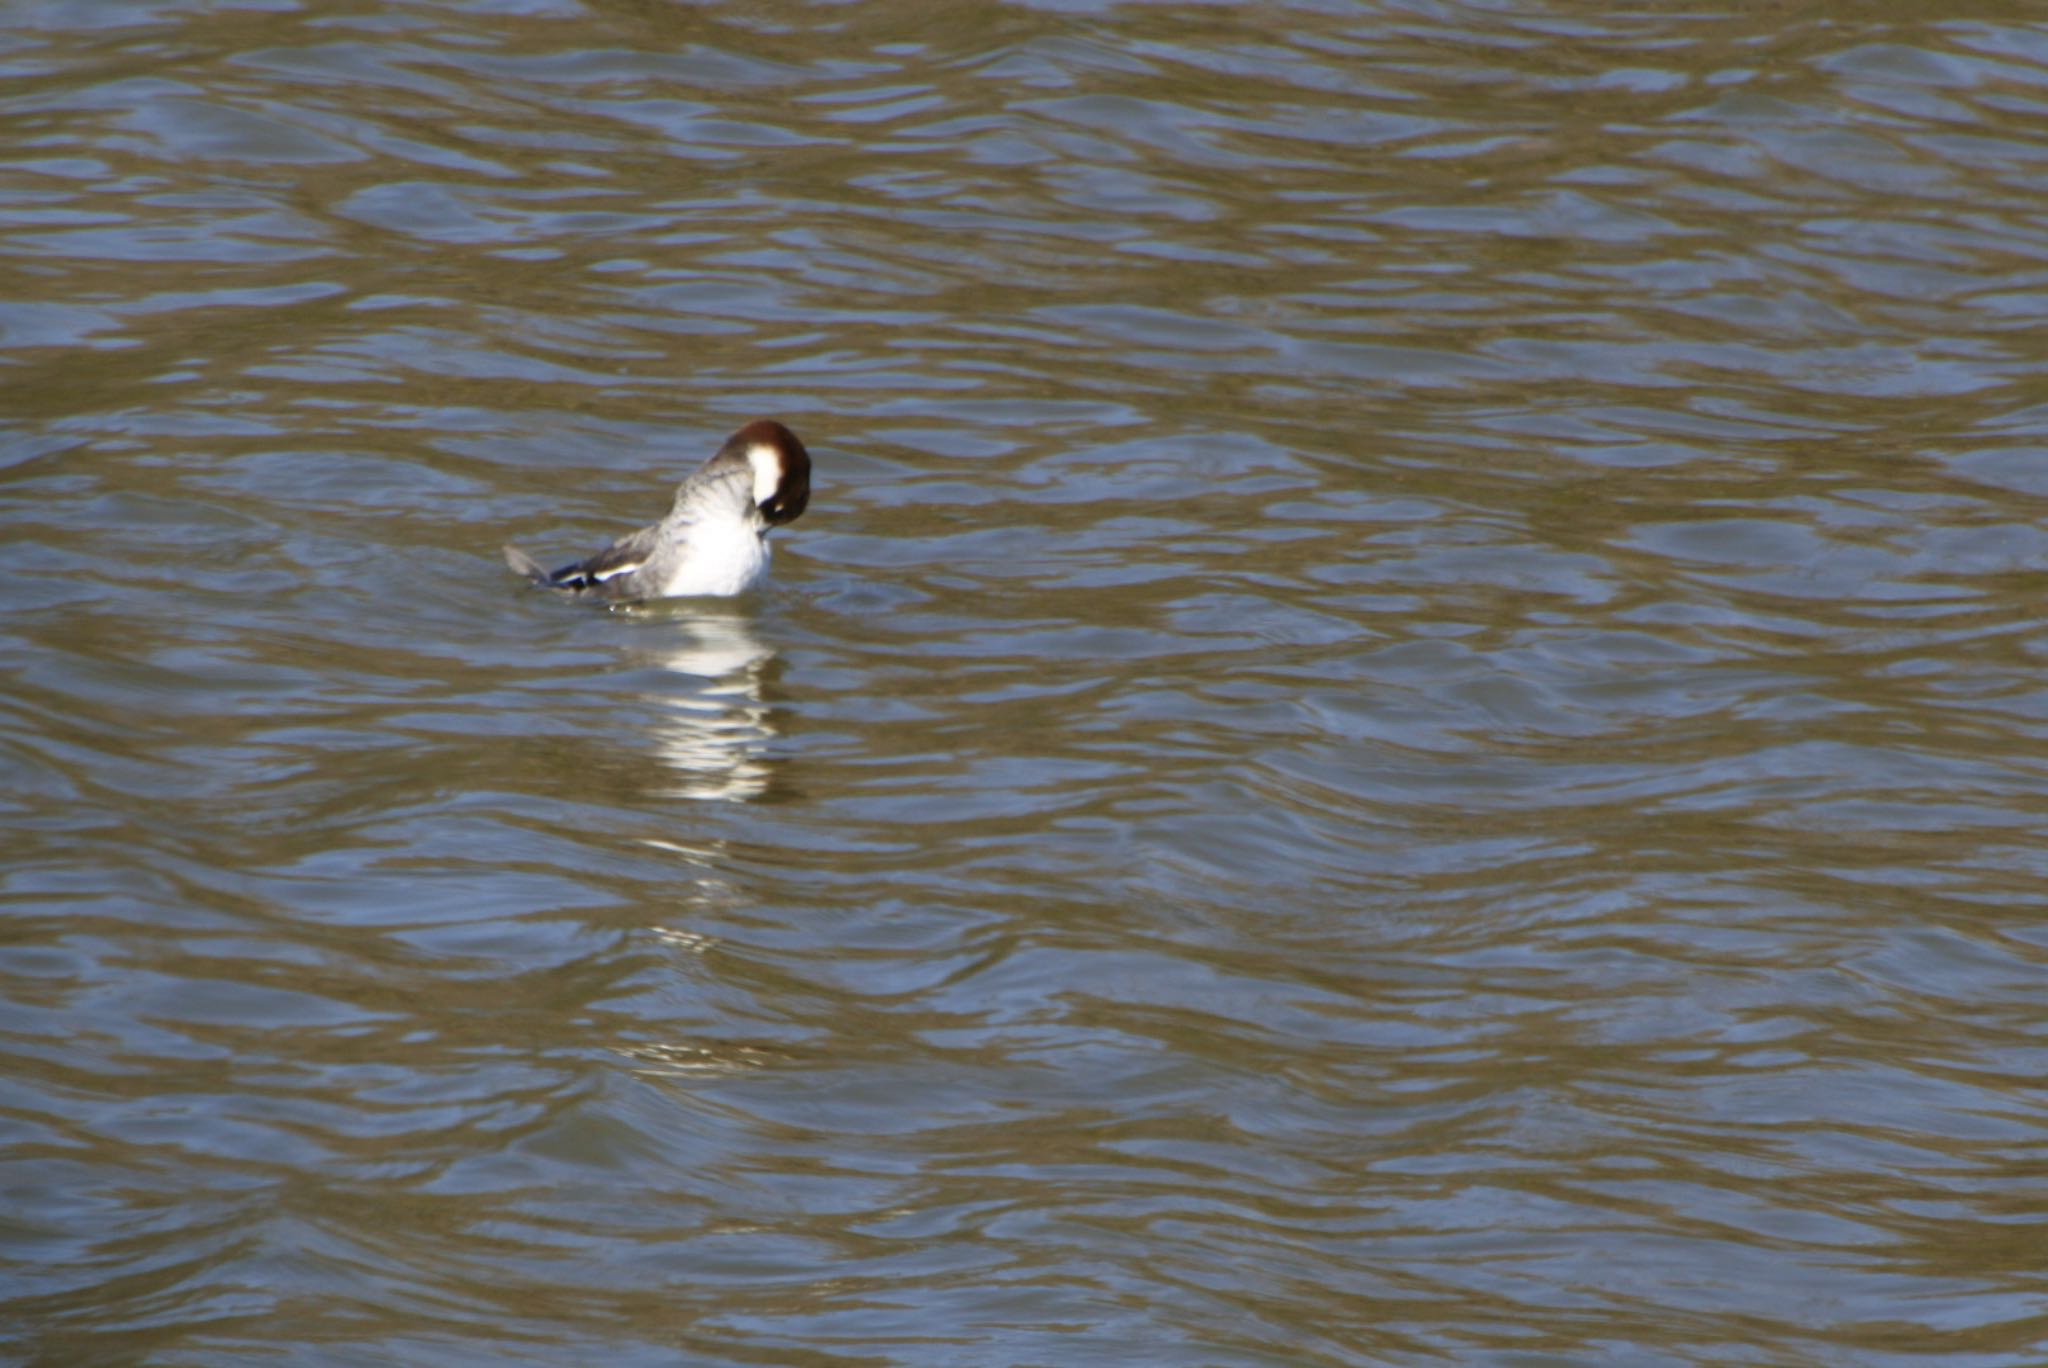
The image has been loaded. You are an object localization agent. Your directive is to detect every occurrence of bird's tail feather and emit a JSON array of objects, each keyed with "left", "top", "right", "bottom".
[{"left": 502, "top": 544, "right": 551, "bottom": 584}]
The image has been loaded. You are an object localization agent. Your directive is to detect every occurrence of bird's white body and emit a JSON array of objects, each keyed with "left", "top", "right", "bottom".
[
  {"left": 504, "top": 420, "right": 813, "bottom": 604},
  {"left": 647, "top": 501, "right": 773, "bottom": 598}
]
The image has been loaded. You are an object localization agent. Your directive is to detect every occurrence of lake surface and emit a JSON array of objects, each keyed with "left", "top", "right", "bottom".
[{"left": 6, "top": 2, "right": 2048, "bottom": 1364}]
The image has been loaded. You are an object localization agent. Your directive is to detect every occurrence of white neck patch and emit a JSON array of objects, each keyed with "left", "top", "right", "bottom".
[{"left": 746, "top": 443, "right": 782, "bottom": 507}]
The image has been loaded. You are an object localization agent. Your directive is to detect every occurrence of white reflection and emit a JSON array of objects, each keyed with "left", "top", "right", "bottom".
[
  {"left": 634, "top": 605, "right": 779, "bottom": 802},
  {"left": 618, "top": 1038, "right": 779, "bottom": 1078}
]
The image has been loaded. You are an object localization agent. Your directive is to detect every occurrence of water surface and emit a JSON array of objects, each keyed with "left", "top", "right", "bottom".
[{"left": 7, "top": 2, "right": 2048, "bottom": 1364}]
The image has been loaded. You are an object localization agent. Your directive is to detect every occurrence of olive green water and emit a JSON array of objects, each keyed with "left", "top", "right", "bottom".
[{"left": 6, "top": 3, "right": 2048, "bottom": 1364}]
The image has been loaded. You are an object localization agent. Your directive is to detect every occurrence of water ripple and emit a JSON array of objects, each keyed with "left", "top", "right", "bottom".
[{"left": 7, "top": 3, "right": 2048, "bottom": 1365}]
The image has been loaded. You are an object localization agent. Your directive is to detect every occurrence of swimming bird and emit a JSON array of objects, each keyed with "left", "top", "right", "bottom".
[{"left": 504, "top": 419, "right": 812, "bottom": 601}]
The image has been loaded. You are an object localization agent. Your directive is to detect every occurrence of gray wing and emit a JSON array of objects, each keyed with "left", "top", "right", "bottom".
[
  {"left": 504, "top": 463, "right": 753, "bottom": 602},
  {"left": 505, "top": 521, "right": 666, "bottom": 601}
]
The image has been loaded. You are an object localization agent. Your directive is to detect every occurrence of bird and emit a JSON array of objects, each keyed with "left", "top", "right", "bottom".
[{"left": 504, "top": 419, "right": 812, "bottom": 602}]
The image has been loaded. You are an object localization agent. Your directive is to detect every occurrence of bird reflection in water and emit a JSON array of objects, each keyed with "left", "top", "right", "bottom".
[
  {"left": 629, "top": 602, "right": 781, "bottom": 803},
  {"left": 621, "top": 606, "right": 792, "bottom": 1083}
]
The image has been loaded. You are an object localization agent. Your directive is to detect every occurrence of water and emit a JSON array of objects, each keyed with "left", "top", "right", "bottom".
[{"left": 7, "top": 2, "right": 2048, "bottom": 1364}]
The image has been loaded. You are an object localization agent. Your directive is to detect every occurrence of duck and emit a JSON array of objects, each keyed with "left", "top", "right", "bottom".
[{"left": 504, "top": 419, "right": 812, "bottom": 601}]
